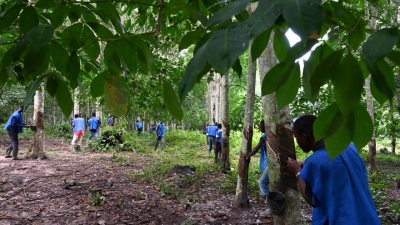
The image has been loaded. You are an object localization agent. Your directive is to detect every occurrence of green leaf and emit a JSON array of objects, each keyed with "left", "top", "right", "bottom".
[
  {"left": 232, "top": 58, "right": 242, "bottom": 78},
  {"left": 246, "top": 0, "right": 282, "bottom": 38},
  {"left": 302, "top": 61, "right": 318, "bottom": 103},
  {"left": 82, "top": 25, "right": 100, "bottom": 61},
  {"left": 387, "top": 51, "right": 400, "bottom": 67},
  {"left": 134, "top": 39, "right": 155, "bottom": 75},
  {"left": 46, "top": 75, "right": 58, "bottom": 97},
  {"left": 333, "top": 53, "right": 364, "bottom": 115},
  {"left": 35, "top": 0, "right": 60, "bottom": 9},
  {"left": 285, "top": 38, "right": 318, "bottom": 61},
  {"left": 114, "top": 39, "right": 138, "bottom": 74},
  {"left": 273, "top": 28, "right": 290, "bottom": 62},
  {"left": 23, "top": 75, "right": 47, "bottom": 110},
  {"left": 104, "top": 77, "right": 128, "bottom": 118},
  {"left": 276, "top": 63, "right": 300, "bottom": 110},
  {"left": 55, "top": 76, "right": 73, "bottom": 118},
  {"left": 19, "top": 6, "right": 39, "bottom": 34},
  {"left": 179, "top": 28, "right": 203, "bottom": 51},
  {"left": 23, "top": 44, "right": 50, "bottom": 77},
  {"left": 50, "top": 5, "right": 68, "bottom": 29},
  {"left": 13, "top": 36, "right": 31, "bottom": 61},
  {"left": 88, "top": 23, "right": 114, "bottom": 39},
  {"left": 313, "top": 103, "right": 342, "bottom": 141},
  {"left": 104, "top": 42, "right": 121, "bottom": 75},
  {"left": 67, "top": 5, "right": 82, "bottom": 23},
  {"left": 325, "top": 117, "right": 351, "bottom": 160},
  {"left": 251, "top": 27, "right": 272, "bottom": 62},
  {"left": 178, "top": 44, "right": 210, "bottom": 100},
  {"left": 26, "top": 24, "right": 54, "bottom": 49},
  {"left": 358, "top": 60, "right": 370, "bottom": 79},
  {"left": 348, "top": 30, "right": 366, "bottom": 51},
  {"left": 310, "top": 49, "right": 344, "bottom": 96},
  {"left": 50, "top": 41, "right": 69, "bottom": 73},
  {"left": 207, "top": 0, "right": 251, "bottom": 27},
  {"left": 207, "top": 23, "right": 250, "bottom": 74},
  {"left": 90, "top": 73, "right": 105, "bottom": 98},
  {"left": 362, "top": 28, "right": 398, "bottom": 65},
  {"left": 82, "top": 6, "right": 99, "bottom": 23},
  {"left": 66, "top": 51, "right": 80, "bottom": 89},
  {"left": 369, "top": 60, "right": 394, "bottom": 105},
  {"left": 261, "top": 61, "right": 295, "bottom": 96},
  {"left": 348, "top": 103, "right": 373, "bottom": 151},
  {"left": 163, "top": 82, "right": 184, "bottom": 120},
  {"left": 195, "top": 11, "right": 208, "bottom": 27},
  {"left": 282, "top": 0, "right": 324, "bottom": 41},
  {"left": 0, "top": 3, "right": 22, "bottom": 32},
  {"left": 97, "top": 2, "right": 124, "bottom": 35}
]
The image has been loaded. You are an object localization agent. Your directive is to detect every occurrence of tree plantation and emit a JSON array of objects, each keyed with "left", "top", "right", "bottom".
[{"left": 0, "top": 0, "right": 400, "bottom": 224}]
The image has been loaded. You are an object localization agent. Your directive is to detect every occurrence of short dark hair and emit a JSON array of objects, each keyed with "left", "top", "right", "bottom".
[
  {"left": 217, "top": 123, "right": 222, "bottom": 129},
  {"left": 92, "top": 112, "right": 96, "bottom": 116},
  {"left": 291, "top": 115, "right": 316, "bottom": 136},
  {"left": 74, "top": 114, "right": 79, "bottom": 118}
]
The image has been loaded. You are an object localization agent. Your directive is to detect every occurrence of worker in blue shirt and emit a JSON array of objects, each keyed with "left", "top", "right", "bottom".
[
  {"left": 4, "top": 105, "right": 30, "bottom": 160},
  {"left": 107, "top": 116, "right": 114, "bottom": 126},
  {"left": 207, "top": 123, "right": 218, "bottom": 153},
  {"left": 88, "top": 112, "right": 101, "bottom": 141},
  {"left": 154, "top": 121, "right": 165, "bottom": 151},
  {"left": 136, "top": 120, "right": 143, "bottom": 134}
]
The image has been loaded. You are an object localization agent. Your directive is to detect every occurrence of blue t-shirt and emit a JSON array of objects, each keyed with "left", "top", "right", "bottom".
[
  {"left": 259, "top": 133, "right": 267, "bottom": 171},
  {"left": 157, "top": 123, "right": 165, "bottom": 137},
  {"left": 4, "top": 111, "right": 24, "bottom": 133},
  {"left": 72, "top": 118, "right": 85, "bottom": 133},
  {"left": 216, "top": 129, "right": 222, "bottom": 144},
  {"left": 299, "top": 143, "right": 380, "bottom": 225},
  {"left": 88, "top": 117, "right": 100, "bottom": 131},
  {"left": 136, "top": 121, "right": 143, "bottom": 129},
  {"left": 208, "top": 125, "right": 218, "bottom": 136},
  {"left": 107, "top": 117, "right": 113, "bottom": 126}
]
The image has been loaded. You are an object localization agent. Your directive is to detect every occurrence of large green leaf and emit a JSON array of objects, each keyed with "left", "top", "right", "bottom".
[
  {"left": 207, "top": 0, "right": 251, "bottom": 28},
  {"left": 19, "top": 6, "right": 39, "bottom": 34},
  {"left": 60, "top": 23, "right": 85, "bottom": 51},
  {"left": 97, "top": 2, "right": 124, "bottom": 35},
  {"left": 26, "top": 24, "right": 54, "bottom": 49},
  {"left": 206, "top": 23, "right": 250, "bottom": 74},
  {"left": 23, "top": 75, "right": 47, "bottom": 110},
  {"left": 370, "top": 59, "right": 394, "bottom": 105},
  {"left": 50, "top": 5, "right": 68, "bottom": 29},
  {"left": 282, "top": 0, "right": 324, "bottom": 41},
  {"left": 273, "top": 28, "right": 290, "bottom": 62},
  {"left": 13, "top": 36, "right": 31, "bottom": 62},
  {"left": 261, "top": 60, "right": 295, "bottom": 96},
  {"left": 88, "top": 23, "right": 114, "bottom": 39},
  {"left": 387, "top": 51, "right": 400, "bottom": 67},
  {"left": 276, "top": 63, "right": 300, "bottom": 110},
  {"left": 90, "top": 73, "right": 105, "bottom": 98},
  {"left": 302, "top": 61, "right": 318, "bottom": 103},
  {"left": 55, "top": 76, "right": 73, "bottom": 118},
  {"left": 246, "top": 0, "right": 282, "bottom": 38},
  {"left": 348, "top": 103, "right": 373, "bottom": 151},
  {"left": 232, "top": 58, "right": 242, "bottom": 78},
  {"left": 66, "top": 51, "right": 80, "bottom": 89},
  {"left": 23, "top": 44, "right": 50, "bottom": 77},
  {"left": 163, "top": 82, "right": 183, "bottom": 120},
  {"left": 104, "top": 42, "right": 121, "bottom": 75},
  {"left": 251, "top": 27, "right": 272, "bottom": 62},
  {"left": 35, "top": 0, "right": 60, "bottom": 9},
  {"left": 114, "top": 39, "right": 138, "bottom": 74},
  {"left": 285, "top": 39, "right": 318, "bottom": 61},
  {"left": 362, "top": 28, "right": 399, "bottom": 65},
  {"left": 325, "top": 117, "right": 351, "bottom": 160},
  {"left": 0, "top": 3, "right": 22, "bottom": 32},
  {"left": 333, "top": 53, "right": 364, "bottom": 115},
  {"left": 50, "top": 41, "right": 69, "bottom": 73},
  {"left": 134, "top": 39, "right": 156, "bottom": 75},
  {"left": 310, "top": 49, "right": 344, "bottom": 96},
  {"left": 82, "top": 25, "right": 100, "bottom": 61},
  {"left": 46, "top": 75, "right": 58, "bottom": 97},
  {"left": 313, "top": 103, "right": 342, "bottom": 141},
  {"left": 104, "top": 77, "right": 128, "bottom": 118},
  {"left": 179, "top": 28, "right": 203, "bottom": 51}
]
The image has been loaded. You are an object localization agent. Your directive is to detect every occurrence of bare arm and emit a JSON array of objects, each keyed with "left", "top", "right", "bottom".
[
  {"left": 287, "top": 158, "right": 312, "bottom": 206},
  {"left": 246, "top": 139, "right": 264, "bottom": 159}
]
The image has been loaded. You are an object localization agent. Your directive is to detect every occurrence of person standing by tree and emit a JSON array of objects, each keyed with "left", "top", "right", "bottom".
[
  {"left": 246, "top": 120, "right": 270, "bottom": 200},
  {"left": 204, "top": 123, "right": 210, "bottom": 146},
  {"left": 287, "top": 115, "right": 380, "bottom": 224},
  {"left": 207, "top": 123, "right": 218, "bottom": 154},
  {"left": 214, "top": 123, "right": 223, "bottom": 163},
  {"left": 88, "top": 112, "right": 101, "bottom": 142},
  {"left": 154, "top": 121, "right": 165, "bottom": 151},
  {"left": 71, "top": 114, "right": 85, "bottom": 152},
  {"left": 136, "top": 120, "right": 143, "bottom": 134},
  {"left": 107, "top": 116, "right": 114, "bottom": 126},
  {"left": 4, "top": 105, "right": 30, "bottom": 160}
]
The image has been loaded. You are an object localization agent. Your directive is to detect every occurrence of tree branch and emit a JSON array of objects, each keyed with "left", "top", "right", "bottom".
[
  {"left": 74, "top": 0, "right": 160, "bottom": 7},
  {"left": 155, "top": 0, "right": 165, "bottom": 40}
]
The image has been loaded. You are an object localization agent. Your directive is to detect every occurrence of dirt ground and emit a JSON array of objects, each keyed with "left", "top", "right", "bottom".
[{"left": 0, "top": 137, "right": 275, "bottom": 225}]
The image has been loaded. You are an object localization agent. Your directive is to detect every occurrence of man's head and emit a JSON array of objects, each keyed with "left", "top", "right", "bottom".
[
  {"left": 259, "top": 120, "right": 265, "bottom": 133},
  {"left": 18, "top": 105, "right": 24, "bottom": 112},
  {"left": 136, "top": 120, "right": 139, "bottom": 123},
  {"left": 92, "top": 112, "right": 96, "bottom": 117},
  {"left": 74, "top": 114, "right": 79, "bottom": 118},
  {"left": 217, "top": 123, "right": 222, "bottom": 129},
  {"left": 291, "top": 115, "right": 317, "bottom": 153}
]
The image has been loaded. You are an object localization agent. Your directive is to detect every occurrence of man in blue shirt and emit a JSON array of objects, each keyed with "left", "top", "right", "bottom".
[
  {"left": 154, "top": 121, "right": 165, "bottom": 151},
  {"left": 71, "top": 114, "right": 85, "bottom": 152},
  {"left": 107, "top": 116, "right": 114, "bottom": 126},
  {"left": 214, "top": 123, "right": 223, "bottom": 163},
  {"left": 207, "top": 123, "right": 218, "bottom": 153},
  {"left": 4, "top": 105, "right": 30, "bottom": 160},
  {"left": 88, "top": 112, "right": 101, "bottom": 141},
  {"left": 136, "top": 120, "right": 143, "bottom": 134}
]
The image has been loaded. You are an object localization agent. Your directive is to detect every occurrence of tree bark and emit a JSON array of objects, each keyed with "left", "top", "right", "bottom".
[
  {"left": 96, "top": 100, "right": 102, "bottom": 135},
  {"left": 74, "top": 88, "right": 80, "bottom": 116},
  {"left": 30, "top": 90, "right": 47, "bottom": 159},
  {"left": 258, "top": 31, "right": 301, "bottom": 224},
  {"left": 220, "top": 72, "right": 231, "bottom": 172},
  {"left": 233, "top": 38, "right": 257, "bottom": 208}
]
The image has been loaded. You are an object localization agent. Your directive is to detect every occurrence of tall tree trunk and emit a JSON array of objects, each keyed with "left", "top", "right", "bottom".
[
  {"left": 74, "top": 88, "right": 80, "bottom": 116},
  {"left": 365, "top": 1, "right": 378, "bottom": 171},
  {"left": 220, "top": 72, "right": 231, "bottom": 172},
  {"left": 96, "top": 101, "right": 102, "bottom": 135},
  {"left": 258, "top": 31, "right": 301, "bottom": 224},
  {"left": 30, "top": 90, "right": 46, "bottom": 159},
  {"left": 233, "top": 38, "right": 257, "bottom": 208}
]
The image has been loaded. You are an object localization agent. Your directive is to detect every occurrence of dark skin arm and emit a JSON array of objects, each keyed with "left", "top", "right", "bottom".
[
  {"left": 245, "top": 139, "right": 265, "bottom": 159},
  {"left": 287, "top": 158, "right": 312, "bottom": 206}
]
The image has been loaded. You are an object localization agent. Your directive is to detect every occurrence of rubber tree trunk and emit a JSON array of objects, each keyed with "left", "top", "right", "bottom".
[
  {"left": 74, "top": 88, "right": 80, "bottom": 116},
  {"left": 365, "top": 0, "right": 378, "bottom": 171},
  {"left": 258, "top": 31, "right": 301, "bottom": 225},
  {"left": 220, "top": 72, "right": 231, "bottom": 172},
  {"left": 96, "top": 101, "right": 102, "bottom": 135},
  {"left": 30, "top": 90, "right": 46, "bottom": 159},
  {"left": 233, "top": 38, "right": 257, "bottom": 208}
]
